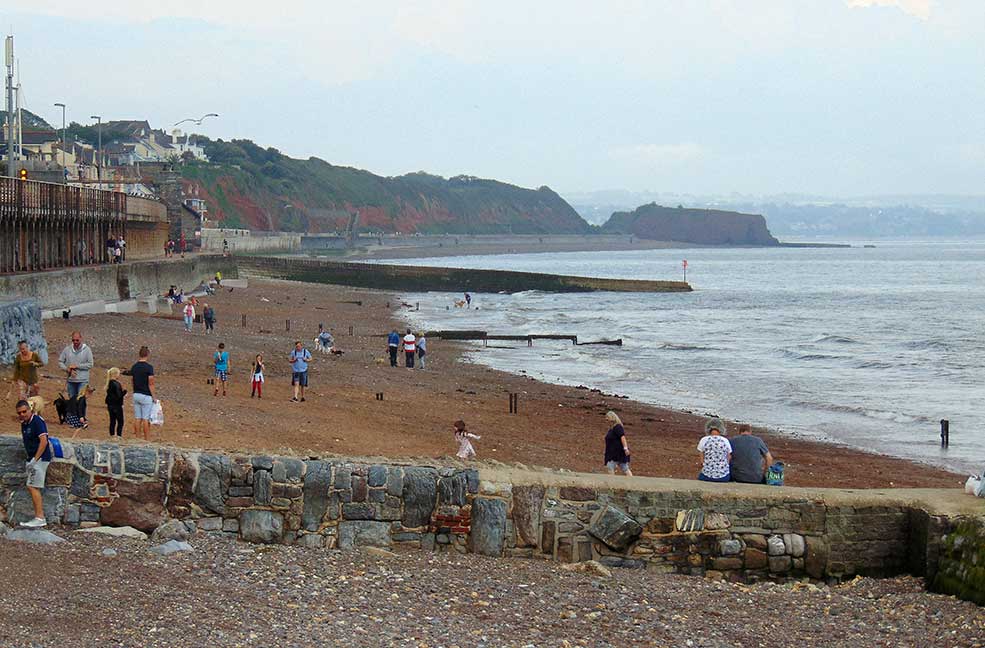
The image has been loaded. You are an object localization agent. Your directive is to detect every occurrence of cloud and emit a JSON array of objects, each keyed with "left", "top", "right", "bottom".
[
  {"left": 845, "top": 0, "right": 933, "bottom": 20},
  {"left": 608, "top": 143, "right": 706, "bottom": 166}
]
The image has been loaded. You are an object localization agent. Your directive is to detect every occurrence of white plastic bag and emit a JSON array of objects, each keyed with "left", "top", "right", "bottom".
[
  {"left": 965, "top": 476, "right": 981, "bottom": 495},
  {"left": 150, "top": 400, "right": 165, "bottom": 426}
]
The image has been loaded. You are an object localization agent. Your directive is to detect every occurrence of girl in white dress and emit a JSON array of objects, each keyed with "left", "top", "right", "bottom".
[{"left": 453, "top": 419, "right": 481, "bottom": 459}]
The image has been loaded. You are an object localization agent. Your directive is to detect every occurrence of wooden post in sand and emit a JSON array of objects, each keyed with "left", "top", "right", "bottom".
[
  {"left": 286, "top": 319, "right": 290, "bottom": 332},
  {"left": 509, "top": 393, "right": 518, "bottom": 414},
  {"left": 242, "top": 314, "right": 246, "bottom": 327}
]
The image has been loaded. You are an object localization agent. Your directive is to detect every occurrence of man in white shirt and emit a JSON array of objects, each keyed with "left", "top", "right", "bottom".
[{"left": 403, "top": 329, "right": 416, "bottom": 368}]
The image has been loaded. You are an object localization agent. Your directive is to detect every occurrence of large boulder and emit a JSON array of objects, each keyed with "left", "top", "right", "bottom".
[
  {"left": 589, "top": 505, "right": 642, "bottom": 551},
  {"left": 469, "top": 498, "right": 508, "bottom": 557},
  {"left": 511, "top": 485, "right": 544, "bottom": 549},
  {"left": 401, "top": 468, "right": 437, "bottom": 529},
  {"left": 194, "top": 454, "right": 230, "bottom": 515},
  {"left": 5, "top": 529, "right": 65, "bottom": 544},
  {"left": 150, "top": 519, "right": 192, "bottom": 543},
  {"left": 5, "top": 488, "right": 67, "bottom": 526},
  {"left": 239, "top": 510, "right": 284, "bottom": 544},
  {"left": 301, "top": 461, "right": 331, "bottom": 531},
  {"left": 100, "top": 480, "right": 166, "bottom": 532}
]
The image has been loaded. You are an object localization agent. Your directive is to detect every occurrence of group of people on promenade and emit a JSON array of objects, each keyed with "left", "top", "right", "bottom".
[
  {"left": 387, "top": 328, "right": 427, "bottom": 369},
  {"left": 163, "top": 239, "right": 188, "bottom": 257},
  {"left": 104, "top": 234, "right": 126, "bottom": 264}
]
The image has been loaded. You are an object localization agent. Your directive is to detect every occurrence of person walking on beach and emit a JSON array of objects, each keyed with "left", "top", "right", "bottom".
[
  {"left": 465, "top": 292, "right": 472, "bottom": 309},
  {"left": 697, "top": 418, "right": 732, "bottom": 482},
  {"left": 11, "top": 340, "right": 44, "bottom": 400},
  {"left": 387, "top": 329, "right": 400, "bottom": 367},
  {"left": 16, "top": 399, "right": 51, "bottom": 528},
  {"left": 182, "top": 301, "right": 196, "bottom": 333},
  {"left": 453, "top": 419, "right": 481, "bottom": 459},
  {"left": 58, "top": 332, "right": 93, "bottom": 404},
  {"left": 403, "top": 329, "right": 416, "bottom": 368},
  {"left": 251, "top": 354, "right": 265, "bottom": 399},
  {"left": 202, "top": 303, "right": 216, "bottom": 334},
  {"left": 289, "top": 341, "right": 312, "bottom": 402},
  {"left": 603, "top": 411, "right": 633, "bottom": 476},
  {"left": 105, "top": 368, "right": 127, "bottom": 437},
  {"left": 124, "top": 346, "right": 156, "bottom": 441},
  {"left": 729, "top": 423, "right": 774, "bottom": 484},
  {"left": 213, "top": 343, "right": 230, "bottom": 397},
  {"left": 416, "top": 332, "right": 427, "bottom": 370}
]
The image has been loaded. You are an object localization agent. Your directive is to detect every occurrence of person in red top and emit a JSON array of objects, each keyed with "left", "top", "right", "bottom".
[{"left": 402, "top": 329, "right": 416, "bottom": 368}]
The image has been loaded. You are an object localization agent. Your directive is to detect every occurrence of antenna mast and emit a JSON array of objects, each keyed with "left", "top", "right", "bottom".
[{"left": 4, "top": 34, "right": 13, "bottom": 178}]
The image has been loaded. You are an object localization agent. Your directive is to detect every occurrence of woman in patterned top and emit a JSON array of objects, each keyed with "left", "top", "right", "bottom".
[{"left": 697, "top": 418, "right": 732, "bottom": 482}]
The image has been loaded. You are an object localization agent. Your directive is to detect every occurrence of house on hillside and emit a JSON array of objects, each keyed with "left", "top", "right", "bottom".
[{"left": 169, "top": 129, "right": 209, "bottom": 161}]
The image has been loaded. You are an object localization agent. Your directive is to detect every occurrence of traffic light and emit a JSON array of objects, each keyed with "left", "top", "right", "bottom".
[{"left": 18, "top": 168, "right": 27, "bottom": 181}]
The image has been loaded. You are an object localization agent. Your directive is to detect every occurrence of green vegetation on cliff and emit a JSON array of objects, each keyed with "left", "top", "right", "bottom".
[{"left": 180, "top": 138, "right": 591, "bottom": 235}]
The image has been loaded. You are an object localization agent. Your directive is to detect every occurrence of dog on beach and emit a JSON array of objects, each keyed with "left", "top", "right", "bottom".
[{"left": 453, "top": 300, "right": 466, "bottom": 308}]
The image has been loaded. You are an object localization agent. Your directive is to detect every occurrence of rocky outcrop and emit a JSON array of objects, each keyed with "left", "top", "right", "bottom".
[
  {"left": 0, "top": 299, "right": 47, "bottom": 365},
  {"left": 603, "top": 203, "right": 780, "bottom": 246}
]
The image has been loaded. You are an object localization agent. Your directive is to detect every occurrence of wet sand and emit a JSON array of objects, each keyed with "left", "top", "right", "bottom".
[{"left": 15, "top": 278, "right": 964, "bottom": 490}]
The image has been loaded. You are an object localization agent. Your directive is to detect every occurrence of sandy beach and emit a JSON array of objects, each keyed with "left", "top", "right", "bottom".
[{"left": 12, "top": 277, "right": 963, "bottom": 490}]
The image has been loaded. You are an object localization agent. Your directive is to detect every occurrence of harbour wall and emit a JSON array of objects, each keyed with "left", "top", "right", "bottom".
[
  {"left": 238, "top": 256, "right": 692, "bottom": 293},
  {"left": 1, "top": 437, "right": 982, "bottom": 602},
  {"left": 201, "top": 229, "right": 302, "bottom": 253},
  {"left": 0, "top": 255, "right": 238, "bottom": 310}
]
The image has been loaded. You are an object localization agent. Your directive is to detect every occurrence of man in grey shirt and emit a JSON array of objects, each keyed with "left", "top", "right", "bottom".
[
  {"left": 58, "top": 331, "right": 94, "bottom": 400},
  {"left": 730, "top": 423, "right": 774, "bottom": 484}
]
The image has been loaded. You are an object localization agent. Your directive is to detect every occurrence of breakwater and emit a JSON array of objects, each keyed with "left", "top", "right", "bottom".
[{"left": 238, "top": 256, "right": 691, "bottom": 293}]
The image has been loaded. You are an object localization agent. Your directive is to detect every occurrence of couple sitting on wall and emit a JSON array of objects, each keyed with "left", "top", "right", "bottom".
[{"left": 698, "top": 418, "right": 779, "bottom": 484}]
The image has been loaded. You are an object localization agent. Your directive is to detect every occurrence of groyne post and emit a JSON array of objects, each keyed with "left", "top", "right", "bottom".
[{"left": 940, "top": 419, "right": 950, "bottom": 448}]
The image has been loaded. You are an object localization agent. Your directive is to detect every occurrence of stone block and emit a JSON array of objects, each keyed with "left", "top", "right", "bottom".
[
  {"left": 719, "top": 539, "right": 742, "bottom": 555},
  {"left": 6, "top": 488, "right": 67, "bottom": 526},
  {"left": 704, "top": 512, "right": 731, "bottom": 530},
  {"left": 769, "top": 555, "right": 792, "bottom": 573},
  {"left": 74, "top": 444, "right": 95, "bottom": 471},
  {"left": 783, "top": 533, "right": 806, "bottom": 557},
  {"left": 297, "top": 533, "right": 326, "bottom": 548},
  {"left": 804, "top": 536, "right": 828, "bottom": 579},
  {"left": 63, "top": 504, "right": 80, "bottom": 525},
  {"left": 198, "top": 517, "right": 223, "bottom": 532},
  {"left": 469, "top": 498, "right": 508, "bottom": 557},
  {"left": 590, "top": 505, "right": 643, "bottom": 551},
  {"left": 276, "top": 458, "right": 304, "bottom": 483},
  {"left": 512, "top": 485, "right": 544, "bottom": 549},
  {"left": 367, "top": 465, "right": 387, "bottom": 487},
  {"left": 338, "top": 520, "right": 391, "bottom": 549},
  {"left": 342, "top": 503, "right": 376, "bottom": 520},
  {"left": 385, "top": 468, "right": 403, "bottom": 496},
  {"left": 334, "top": 464, "right": 351, "bottom": 489},
  {"left": 767, "top": 535, "right": 786, "bottom": 556},
  {"left": 222, "top": 518, "right": 240, "bottom": 533},
  {"left": 123, "top": 447, "right": 158, "bottom": 475},
  {"left": 254, "top": 469, "right": 273, "bottom": 506},
  {"left": 744, "top": 548, "right": 768, "bottom": 570},
  {"left": 368, "top": 489, "right": 386, "bottom": 504},
  {"left": 478, "top": 480, "right": 512, "bottom": 498},
  {"left": 351, "top": 476, "right": 368, "bottom": 502},
  {"left": 228, "top": 486, "right": 253, "bottom": 497},
  {"left": 45, "top": 462, "right": 73, "bottom": 487},
  {"left": 195, "top": 454, "right": 231, "bottom": 515},
  {"left": 301, "top": 460, "right": 330, "bottom": 531},
  {"left": 239, "top": 510, "right": 284, "bottom": 544},
  {"left": 401, "top": 468, "right": 437, "bottom": 529},
  {"left": 69, "top": 466, "right": 91, "bottom": 498},
  {"left": 167, "top": 454, "right": 197, "bottom": 518},
  {"left": 559, "top": 486, "right": 596, "bottom": 501},
  {"left": 109, "top": 451, "right": 122, "bottom": 476},
  {"left": 742, "top": 534, "right": 768, "bottom": 551},
  {"left": 80, "top": 503, "right": 101, "bottom": 522},
  {"left": 541, "top": 520, "right": 557, "bottom": 554},
  {"left": 439, "top": 472, "right": 470, "bottom": 506},
  {"left": 151, "top": 519, "right": 192, "bottom": 543},
  {"left": 271, "top": 497, "right": 292, "bottom": 509},
  {"left": 100, "top": 480, "right": 166, "bottom": 532},
  {"left": 712, "top": 556, "right": 743, "bottom": 570},
  {"left": 251, "top": 456, "right": 273, "bottom": 471},
  {"left": 225, "top": 497, "right": 253, "bottom": 508},
  {"left": 598, "top": 556, "right": 645, "bottom": 569}
]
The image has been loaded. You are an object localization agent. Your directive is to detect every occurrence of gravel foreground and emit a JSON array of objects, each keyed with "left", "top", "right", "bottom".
[{"left": 0, "top": 532, "right": 982, "bottom": 648}]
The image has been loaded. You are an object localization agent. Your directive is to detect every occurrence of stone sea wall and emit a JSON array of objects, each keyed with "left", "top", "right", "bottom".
[
  {"left": 0, "top": 299, "right": 47, "bottom": 365},
  {"left": 1, "top": 437, "right": 982, "bottom": 600},
  {"left": 932, "top": 518, "right": 985, "bottom": 605}
]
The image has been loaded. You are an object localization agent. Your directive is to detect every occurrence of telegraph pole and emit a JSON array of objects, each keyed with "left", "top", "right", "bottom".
[{"left": 4, "top": 34, "right": 13, "bottom": 178}]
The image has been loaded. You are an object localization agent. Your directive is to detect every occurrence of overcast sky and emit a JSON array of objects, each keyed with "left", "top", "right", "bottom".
[{"left": 4, "top": 1, "right": 983, "bottom": 197}]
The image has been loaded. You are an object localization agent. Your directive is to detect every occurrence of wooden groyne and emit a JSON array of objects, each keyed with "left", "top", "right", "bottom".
[
  {"left": 429, "top": 330, "right": 622, "bottom": 346},
  {"left": 238, "top": 256, "right": 691, "bottom": 293}
]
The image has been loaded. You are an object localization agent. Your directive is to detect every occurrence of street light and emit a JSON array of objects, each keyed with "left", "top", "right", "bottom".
[
  {"left": 53, "top": 102, "right": 66, "bottom": 170},
  {"left": 90, "top": 115, "right": 102, "bottom": 183}
]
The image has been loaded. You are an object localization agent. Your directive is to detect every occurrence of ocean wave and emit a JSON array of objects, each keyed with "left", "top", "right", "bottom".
[
  {"left": 658, "top": 342, "right": 720, "bottom": 352},
  {"left": 812, "top": 334, "right": 861, "bottom": 345},
  {"left": 787, "top": 399, "right": 935, "bottom": 426},
  {"left": 778, "top": 349, "right": 842, "bottom": 361},
  {"left": 903, "top": 339, "right": 952, "bottom": 352}
]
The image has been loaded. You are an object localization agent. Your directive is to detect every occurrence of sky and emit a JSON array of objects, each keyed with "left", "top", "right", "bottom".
[{"left": 3, "top": 1, "right": 983, "bottom": 197}]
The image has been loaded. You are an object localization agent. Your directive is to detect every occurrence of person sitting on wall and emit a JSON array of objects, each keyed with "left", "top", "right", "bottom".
[
  {"left": 697, "top": 418, "right": 732, "bottom": 482},
  {"left": 729, "top": 423, "right": 774, "bottom": 484}
]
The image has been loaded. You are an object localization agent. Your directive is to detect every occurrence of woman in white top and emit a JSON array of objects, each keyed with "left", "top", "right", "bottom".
[
  {"left": 402, "top": 329, "right": 416, "bottom": 368},
  {"left": 697, "top": 418, "right": 732, "bottom": 482}
]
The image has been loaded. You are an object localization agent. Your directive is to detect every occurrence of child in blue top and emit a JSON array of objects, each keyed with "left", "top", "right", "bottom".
[{"left": 213, "top": 342, "right": 230, "bottom": 397}]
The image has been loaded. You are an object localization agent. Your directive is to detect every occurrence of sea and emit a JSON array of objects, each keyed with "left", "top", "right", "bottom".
[{"left": 385, "top": 239, "right": 985, "bottom": 474}]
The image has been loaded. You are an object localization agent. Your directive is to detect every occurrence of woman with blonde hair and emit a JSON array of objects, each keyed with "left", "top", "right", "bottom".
[
  {"left": 105, "top": 367, "right": 127, "bottom": 437},
  {"left": 603, "top": 411, "right": 632, "bottom": 476}
]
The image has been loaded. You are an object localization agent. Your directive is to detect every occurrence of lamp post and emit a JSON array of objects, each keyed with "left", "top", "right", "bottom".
[
  {"left": 53, "top": 102, "right": 66, "bottom": 169},
  {"left": 90, "top": 115, "right": 101, "bottom": 183}
]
